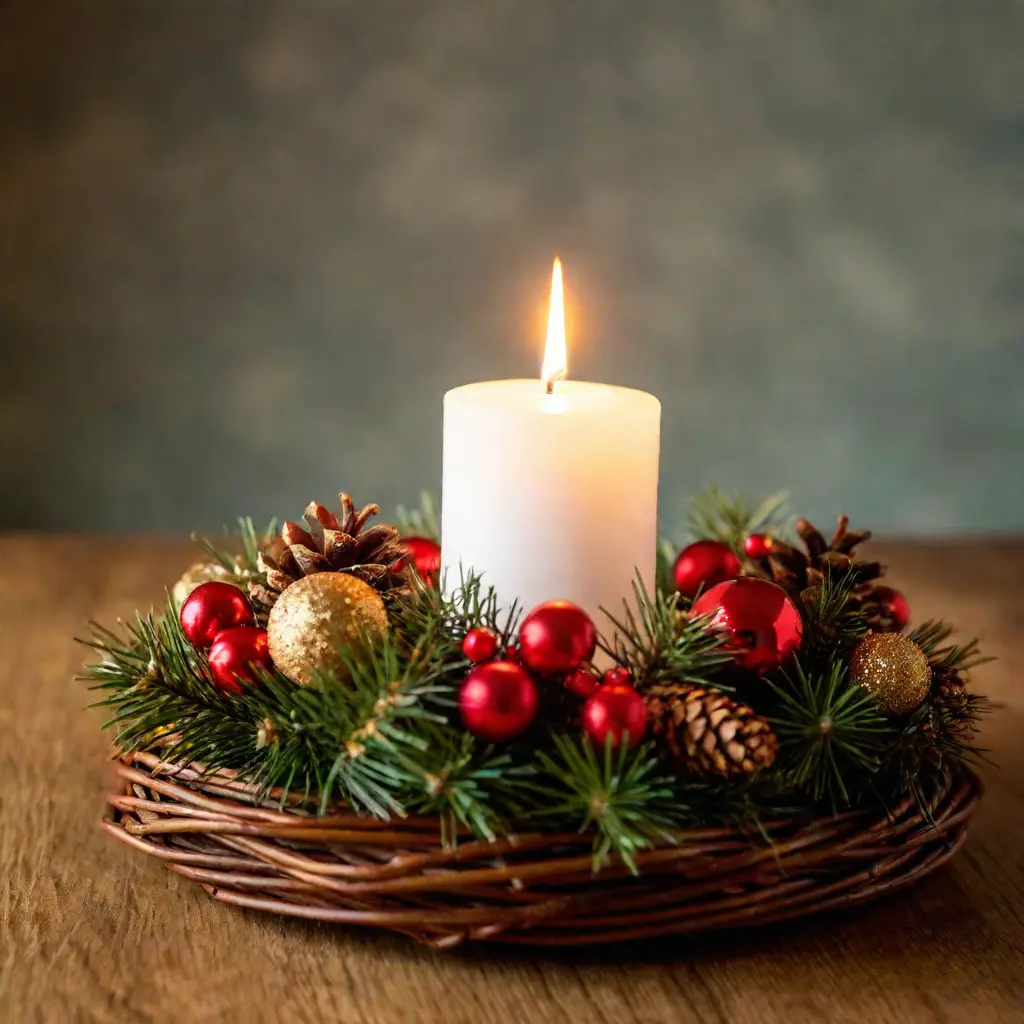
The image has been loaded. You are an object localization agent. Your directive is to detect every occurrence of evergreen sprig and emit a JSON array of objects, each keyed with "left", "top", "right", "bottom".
[
  {"left": 396, "top": 492, "right": 440, "bottom": 541},
  {"left": 770, "top": 661, "right": 893, "bottom": 808},
  {"left": 907, "top": 619, "right": 992, "bottom": 673},
  {"left": 530, "top": 735, "right": 680, "bottom": 872},
  {"left": 685, "top": 486, "right": 792, "bottom": 553},
  {"left": 599, "top": 576, "right": 733, "bottom": 690}
]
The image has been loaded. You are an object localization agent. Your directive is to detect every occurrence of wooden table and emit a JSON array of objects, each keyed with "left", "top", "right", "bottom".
[{"left": 2, "top": 536, "right": 1022, "bottom": 1023}]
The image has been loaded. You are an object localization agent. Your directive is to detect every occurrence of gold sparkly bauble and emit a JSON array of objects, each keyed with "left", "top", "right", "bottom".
[
  {"left": 266, "top": 572, "right": 389, "bottom": 687},
  {"left": 849, "top": 632, "right": 932, "bottom": 715},
  {"left": 171, "top": 560, "right": 230, "bottom": 606}
]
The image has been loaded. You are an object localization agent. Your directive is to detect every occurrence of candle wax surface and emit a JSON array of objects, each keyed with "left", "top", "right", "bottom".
[{"left": 441, "top": 379, "right": 661, "bottom": 638}]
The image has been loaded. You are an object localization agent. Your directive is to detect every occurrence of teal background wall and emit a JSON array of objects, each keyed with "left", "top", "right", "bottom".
[{"left": 2, "top": 2, "right": 1022, "bottom": 535}]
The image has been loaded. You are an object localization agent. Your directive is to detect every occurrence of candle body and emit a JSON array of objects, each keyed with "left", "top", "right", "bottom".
[{"left": 441, "top": 380, "right": 661, "bottom": 633}]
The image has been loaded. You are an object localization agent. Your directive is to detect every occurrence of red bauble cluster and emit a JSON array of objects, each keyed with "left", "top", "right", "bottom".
[
  {"left": 518, "top": 600, "right": 597, "bottom": 675},
  {"left": 403, "top": 536, "right": 441, "bottom": 585},
  {"left": 180, "top": 581, "right": 252, "bottom": 648},
  {"left": 459, "top": 661, "right": 539, "bottom": 742},
  {"left": 457, "top": 599, "right": 647, "bottom": 749},
  {"left": 180, "top": 581, "right": 270, "bottom": 694},
  {"left": 673, "top": 540, "right": 741, "bottom": 599},
  {"left": 582, "top": 683, "right": 647, "bottom": 750},
  {"left": 690, "top": 576, "right": 802, "bottom": 674}
]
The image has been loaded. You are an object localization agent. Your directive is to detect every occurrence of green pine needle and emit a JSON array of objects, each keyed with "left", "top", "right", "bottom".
[
  {"left": 770, "top": 661, "right": 893, "bottom": 809},
  {"left": 396, "top": 492, "right": 440, "bottom": 541},
  {"left": 685, "top": 486, "right": 792, "bottom": 553},
  {"left": 599, "top": 575, "right": 733, "bottom": 690},
  {"left": 530, "top": 735, "right": 680, "bottom": 873}
]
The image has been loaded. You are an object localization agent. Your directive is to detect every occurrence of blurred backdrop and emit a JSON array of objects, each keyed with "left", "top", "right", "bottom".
[{"left": 1, "top": 1, "right": 1022, "bottom": 535}]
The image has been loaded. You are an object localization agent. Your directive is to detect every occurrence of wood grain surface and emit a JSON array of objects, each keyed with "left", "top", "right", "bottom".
[{"left": 1, "top": 536, "right": 1022, "bottom": 1024}]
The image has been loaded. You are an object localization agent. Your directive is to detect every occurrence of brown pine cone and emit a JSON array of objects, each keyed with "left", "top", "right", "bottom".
[
  {"left": 645, "top": 683, "right": 778, "bottom": 778},
  {"left": 249, "top": 493, "right": 410, "bottom": 614},
  {"left": 752, "top": 516, "right": 900, "bottom": 630},
  {"left": 932, "top": 668, "right": 969, "bottom": 717}
]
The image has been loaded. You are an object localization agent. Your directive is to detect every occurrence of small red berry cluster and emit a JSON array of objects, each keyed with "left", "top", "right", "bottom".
[
  {"left": 458, "top": 600, "right": 647, "bottom": 750},
  {"left": 179, "top": 581, "right": 272, "bottom": 694}
]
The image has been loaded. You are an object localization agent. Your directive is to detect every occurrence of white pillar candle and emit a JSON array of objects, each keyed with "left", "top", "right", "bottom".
[{"left": 441, "top": 260, "right": 661, "bottom": 632}]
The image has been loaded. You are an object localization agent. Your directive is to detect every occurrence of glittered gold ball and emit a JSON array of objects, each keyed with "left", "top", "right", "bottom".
[
  {"left": 266, "top": 572, "right": 388, "bottom": 687},
  {"left": 171, "top": 560, "right": 230, "bottom": 606},
  {"left": 849, "top": 632, "right": 931, "bottom": 715}
]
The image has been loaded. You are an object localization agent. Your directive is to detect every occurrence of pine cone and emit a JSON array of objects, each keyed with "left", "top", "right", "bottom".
[
  {"left": 645, "top": 683, "right": 778, "bottom": 778},
  {"left": 932, "top": 668, "right": 969, "bottom": 717},
  {"left": 249, "top": 493, "right": 410, "bottom": 614},
  {"left": 754, "top": 516, "right": 896, "bottom": 629}
]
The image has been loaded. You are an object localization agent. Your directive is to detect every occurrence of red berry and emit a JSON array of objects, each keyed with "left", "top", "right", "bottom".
[
  {"left": 518, "top": 600, "right": 597, "bottom": 675},
  {"left": 673, "top": 540, "right": 742, "bottom": 599},
  {"left": 582, "top": 683, "right": 647, "bottom": 750},
  {"left": 180, "top": 581, "right": 253, "bottom": 649},
  {"left": 402, "top": 536, "right": 441, "bottom": 584},
  {"left": 459, "top": 661, "right": 539, "bottom": 742},
  {"left": 602, "top": 666, "right": 633, "bottom": 688},
  {"left": 743, "top": 534, "right": 774, "bottom": 560},
  {"left": 462, "top": 627, "right": 500, "bottom": 664},
  {"left": 208, "top": 626, "right": 272, "bottom": 694},
  {"left": 565, "top": 668, "right": 600, "bottom": 698},
  {"left": 875, "top": 586, "right": 911, "bottom": 630}
]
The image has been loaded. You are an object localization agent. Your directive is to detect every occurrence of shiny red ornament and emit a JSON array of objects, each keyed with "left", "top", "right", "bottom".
[
  {"left": 462, "top": 627, "right": 500, "bottom": 664},
  {"left": 564, "top": 668, "right": 601, "bottom": 699},
  {"left": 582, "top": 683, "right": 647, "bottom": 750},
  {"left": 874, "top": 586, "right": 911, "bottom": 630},
  {"left": 518, "top": 600, "right": 597, "bottom": 675},
  {"left": 180, "top": 581, "right": 253, "bottom": 649},
  {"left": 673, "top": 540, "right": 742, "bottom": 599},
  {"left": 690, "top": 576, "right": 803, "bottom": 674},
  {"left": 602, "top": 666, "right": 633, "bottom": 688},
  {"left": 743, "top": 533, "right": 774, "bottom": 560},
  {"left": 459, "top": 661, "right": 539, "bottom": 741},
  {"left": 403, "top": 536, "right": 442, "bottom": 584},
  {"left": 208, "top": 626, "right": 272, "bottom": 694}
]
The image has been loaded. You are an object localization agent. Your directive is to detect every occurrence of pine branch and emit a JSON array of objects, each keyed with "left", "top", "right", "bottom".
[
  {"left": 396, "top": 492, "right": 440, "bottom": 541},
  {"left": 598, "top": 576, "right": 733, "bottom": 690},
  {"left": 770, "top": 661, "right": 893, "bottom": 809},
  {"left": 798, "top": 570, "right": 870, "bottom": 666},
  {"left": 194, "top": 516, "right": 275, "bottom": 574},
  {"left": 529, "top": 735, "right": 681, "bottom": 872},
  {"left": 685, "top": 486, "right": 792, "bottom": 553},
  {"left": 907, "top": 619, "right": 992, "bottom": 673}
]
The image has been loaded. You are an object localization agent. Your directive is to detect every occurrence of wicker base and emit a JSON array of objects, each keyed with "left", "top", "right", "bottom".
[{"left": 103, "top": 752, "right": 981, "bottom": 948}]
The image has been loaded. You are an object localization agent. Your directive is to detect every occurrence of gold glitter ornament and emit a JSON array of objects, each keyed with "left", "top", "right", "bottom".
[
  {"left": 849, "top": 632, "right": 931, "bottom": 715},
  {"left": 266, "top": 572, "right": 388, "bottom": 687}
]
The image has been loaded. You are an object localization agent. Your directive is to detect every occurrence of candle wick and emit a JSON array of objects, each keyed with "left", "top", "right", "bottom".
[{"left": 545, "top": 380, "right": 555, "bottom": 395}]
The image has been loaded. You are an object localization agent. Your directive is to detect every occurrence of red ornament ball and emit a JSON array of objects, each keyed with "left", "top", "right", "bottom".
[
  {"left": 743, "top": 533, "right": 774, "bottom": 560},
  {"left": 518, "top": 600, "right": 597, "bottom": 675},
  {"left": 403, "top": 536, "right": 442, "bottom": 584},
  {"left": 180, "top": 581, "right": 253, "bottom": 649},
  {"left": 673, "top": 540, "right": 742, "bottom": 599},
  {"left": 462, "top": 627, "right": 500, "bottom": 664},
  {"left": 874, "top": 586, "right": 911, "bottom": 630},
  {"left": 459, "top": 661, "right": 539, "bottom": 742},
  {"left": 602, "top": 666, "right": 633, "bottom": 688},
  {"left": 208, "top": 626, "right": 272, "bottom": 694},
  {"left": 690, "top": 576, "right": 803, "bottom": 674},
  {"left": 582, "top": 683, "right": 647, "bottom": 750},
  {"left": 564, "top": 668, "right": 601, "bottom": 699}
]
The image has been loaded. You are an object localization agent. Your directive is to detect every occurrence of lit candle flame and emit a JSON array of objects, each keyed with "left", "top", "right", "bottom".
[{"left": 541, "top": 256, "right": 567, "bottom": 393}]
